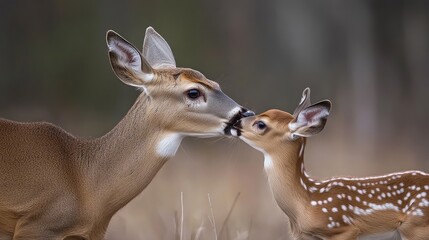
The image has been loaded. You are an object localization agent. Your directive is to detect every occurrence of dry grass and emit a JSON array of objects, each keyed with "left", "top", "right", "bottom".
[{"left": 105, "top": 138, "right": 290, "bottom": 240}]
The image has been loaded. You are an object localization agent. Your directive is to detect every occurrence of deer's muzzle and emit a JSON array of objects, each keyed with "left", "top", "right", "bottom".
[{"left": 224, "top": 108, "right": 254, "bottom": 136}]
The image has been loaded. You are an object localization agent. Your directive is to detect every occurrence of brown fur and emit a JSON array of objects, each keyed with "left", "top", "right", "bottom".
[{"left": 179, "top": 69, "right": 219, "bottom": 90}]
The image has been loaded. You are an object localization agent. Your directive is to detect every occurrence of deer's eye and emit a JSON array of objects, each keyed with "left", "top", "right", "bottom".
[
  {"left": 255, "top": 121, "right": 266, "bottom": 130},
  {"left": 187, "top": 89, "right": 201, "bottom": 99}
]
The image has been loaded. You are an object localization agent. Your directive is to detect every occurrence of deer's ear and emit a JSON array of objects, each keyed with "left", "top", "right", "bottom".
[
  {"left": 107, "top": 30, "right": 154, "bottom": 87},
  {"left": 289, "top": 100, "right": 331, "bottom": 139},
  {"left": 142, "top": 27, "right": 176, "bottom": 69},
  {"left": 293, "top": 88, "right": 311, "bottom": 117}
]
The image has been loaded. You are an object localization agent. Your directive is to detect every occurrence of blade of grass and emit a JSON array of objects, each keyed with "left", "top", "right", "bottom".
[
  {"left": 219, "top": 192, "right": 241, "bottom": 238},
  {"left": 180, "top": 191, "right": 184, "bottom": 240},
  {"left": 207, "top": 193, "right": 218, "bottom": 240},
  {"left": 191, "top": 219, "right": 205, "bottom": 240}
]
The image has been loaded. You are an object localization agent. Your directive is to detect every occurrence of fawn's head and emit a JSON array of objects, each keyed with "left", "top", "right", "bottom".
[
  {"left": 233, "top": 88, "right": 331, "bottom": 152},
  {"left": 106, "top": 27, "right": 253, "bottom": 138}
]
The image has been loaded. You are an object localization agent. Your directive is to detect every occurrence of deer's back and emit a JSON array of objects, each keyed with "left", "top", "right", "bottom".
[{"left": 0, "top": 118, "right": 82, "bottom": 208}]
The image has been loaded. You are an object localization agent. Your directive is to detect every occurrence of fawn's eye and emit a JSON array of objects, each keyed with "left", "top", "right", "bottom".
[
  {"left": 187, "top": 89, "right": 201, "bottom": 99},
  {"left": 255, "top": 121, "right": 266, "bottom": 130}
]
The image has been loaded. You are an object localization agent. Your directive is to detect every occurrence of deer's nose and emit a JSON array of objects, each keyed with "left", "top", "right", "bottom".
[
  {"left": 241, "top": 109, "right": 255, "bottom": 118},
  {"left": 233, "top": 120, "right": 242, "bottom": 129}
]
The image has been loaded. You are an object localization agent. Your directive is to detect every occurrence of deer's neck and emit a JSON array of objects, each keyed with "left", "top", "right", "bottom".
[
  {"left": 83, "top": 93, "right": 179, "bottom": 216},
  {"left": 263, "top": 138, "right": 313, "bottom": 223}
]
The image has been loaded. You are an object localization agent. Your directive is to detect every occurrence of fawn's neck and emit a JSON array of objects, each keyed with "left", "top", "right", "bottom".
[
  {"left": 263, "top": 138, "right": 314, "bottom": 223},
  {"left": 83, "top": 93, "right": 178, "bottom": 217}
]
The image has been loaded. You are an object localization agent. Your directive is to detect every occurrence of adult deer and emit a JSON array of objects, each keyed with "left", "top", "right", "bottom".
[
  {"left": 233, "top": 88, "right": 429, "bottom": 239},
  {"left": 0, "top": 27, "right": 253, "bottom": 239}
]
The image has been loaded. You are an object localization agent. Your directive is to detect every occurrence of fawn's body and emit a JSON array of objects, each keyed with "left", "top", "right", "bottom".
[
  {"left": 263, "top": 137, "right": 429, "bottom": 239},
  {"left": 235, "top": 88, "right": 429, "bottom": 239},
  {"left": 0, "top": 27, "right": 253, "bottom": 239}
]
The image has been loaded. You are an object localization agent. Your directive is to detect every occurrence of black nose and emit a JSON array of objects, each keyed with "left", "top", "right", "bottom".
[
  {"left": 233, "top": 120, "right": 242, "bottom": 129},
  {"left": 241, "top": 109, "right": 255, "bottom": 117}
]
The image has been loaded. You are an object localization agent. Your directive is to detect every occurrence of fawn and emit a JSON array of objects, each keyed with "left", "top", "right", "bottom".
[{"left": 233, "top": 88, "right": 429, "bottom": 239}]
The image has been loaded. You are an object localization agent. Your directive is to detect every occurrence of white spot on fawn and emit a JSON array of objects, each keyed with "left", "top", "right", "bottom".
[
  {"left": 300, "top": 178, "right": 307, "bottom": 190},
  {"left": 263, "top": 154, "right": 274, "bottom": 170},
  {"left": 342, "top": 215, "right": 352, "bottom": 224},
  {"left": 419, "top": 199, "right": 429, "bottom": 207}
]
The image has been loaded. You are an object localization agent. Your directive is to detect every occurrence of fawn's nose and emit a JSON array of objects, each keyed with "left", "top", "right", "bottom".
[{"left": 240, "top": 109, "right": 255, "bottom": 118}]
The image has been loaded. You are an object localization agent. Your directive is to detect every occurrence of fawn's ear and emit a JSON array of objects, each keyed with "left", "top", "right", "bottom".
[
  {"left": 289, "top": 100, "right": 331, "bottom": 139},
  {"left": 107, "top": 30, "right": 154, "bottom": 87},
  {"left": 142, "top": 27, "right": 176, "bottom": 69},
  {"left": 293, "top": 88, "right": 311, "bottom": 117}
]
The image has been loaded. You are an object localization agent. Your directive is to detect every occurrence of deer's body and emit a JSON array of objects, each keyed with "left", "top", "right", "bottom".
[
  {"left": 235, "top": 88, "right": 429, "bottom": 240},
  {"left": 0, "top": 95, "right": 164, "bottom": 239},
  {"left": 0, "top": 28, "right": 253, "bottom": 239}
]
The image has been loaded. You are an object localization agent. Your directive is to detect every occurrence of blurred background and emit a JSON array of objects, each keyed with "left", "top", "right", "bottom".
[{"left": 1, "top": 0, "right": 429, "bottom": 239}]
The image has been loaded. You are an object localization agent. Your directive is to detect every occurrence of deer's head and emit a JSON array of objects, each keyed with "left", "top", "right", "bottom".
[
  {"left": 233, "top": 88, "right": 331, "bottom": 152},
  {"left": 106, "top": 27, "right": 253, "bottom": 141}
]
